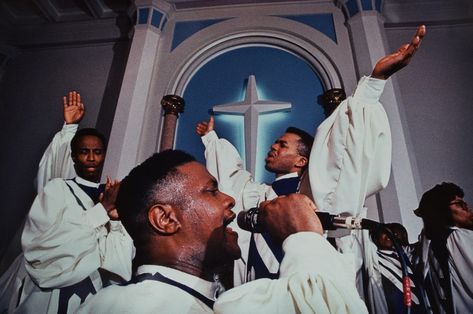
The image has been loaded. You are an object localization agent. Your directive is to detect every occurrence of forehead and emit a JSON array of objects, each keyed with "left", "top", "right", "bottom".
[
  {"left": 177, "top": 161, "right": 213, "bottom": 184},
  {"left": 75, "top": 135, "right": 105, "bottom": 148},
  {"left": 277, "top": 133, "right": 301, "bottom": 145},
  {"left": 450, "top": 195, "right": 464, "bottom": 204}
]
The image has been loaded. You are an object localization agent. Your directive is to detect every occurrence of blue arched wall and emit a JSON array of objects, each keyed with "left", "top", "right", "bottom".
[{"left": 175, "top": 46, "right": 325, "bottom": 183}]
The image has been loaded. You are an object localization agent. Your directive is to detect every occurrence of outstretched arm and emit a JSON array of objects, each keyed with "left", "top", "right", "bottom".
[
  {"left": 197, "top": 114, "right": 251, "bottom": 186},
  {"left": 371, "top": 25, "right": 426, "bottom": 80},
  {"left": 36, "top": 90, "right": 86, "bottom": 192},
  {"left": 310, "top": 26, "right": 426, "bottom": 217}
]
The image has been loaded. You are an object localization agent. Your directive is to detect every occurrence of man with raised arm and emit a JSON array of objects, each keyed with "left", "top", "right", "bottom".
[
  {"left": 36, "top": 91, "right": 85, "bottom": 192},
  {"left": 196, "top": 26, "right": 426, "bottom": 285},
  {"left": 0, "top": 91, "right": 134, "bottom": 314}
]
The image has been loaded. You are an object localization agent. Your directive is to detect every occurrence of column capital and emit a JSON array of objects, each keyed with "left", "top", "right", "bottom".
[
  {"left": 319, "top": 88, "right": 346, "bottom": 118},
  {"left": 335, "top": 0, "right": 384, "bottom": 21},
  {"left": 135, "top": 0, "right": 174, "bottom": 31},
  {"left": 161, "top": 94, "right": 185, "bottom": 116}
]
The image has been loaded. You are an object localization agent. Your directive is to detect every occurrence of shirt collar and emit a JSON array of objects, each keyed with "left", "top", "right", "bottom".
[
  {"left": 136, "top": 265, "right": 218, "bottom": 300},
  {"left": 75, "top": 176, "right": 100, "bottom": 188},
  {"left": 274, "top": 172, "right": 299, "bottom": 182}
]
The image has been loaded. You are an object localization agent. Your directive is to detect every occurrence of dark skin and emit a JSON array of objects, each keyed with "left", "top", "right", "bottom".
[
  {"left": 371, "top": 25, "right": 426, "bottom": 80},
  {"left": 450, "top": 196, "right": 473, "bottom": 230},
  {"left": 196, "top": 26, "right": 426, "bottom": 177},
  {"left": 196, "top": 117, "right": 308, "bottom": 177},
  {"left": 144, "top": 162, "right": 239, "bottom": 280},
  {"left": 65, "top": 92, "right": 120, "bottom": 220},
  {"left": 142, "top": 162, "right": 321, "bottom": 281},
  {"left": 63, "top": 91, "right": 85, "bottom": 125},
  {"left": 71, "top": 135, "right": 120, "bottom": 220}
]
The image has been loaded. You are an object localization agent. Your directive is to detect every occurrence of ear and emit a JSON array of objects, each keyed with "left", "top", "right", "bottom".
[
  {"left": 295, "top": 156, "right": 308, "bottom": 169},
  {"left": 148, "top": 204, "right": 181, "bottom": 235}
]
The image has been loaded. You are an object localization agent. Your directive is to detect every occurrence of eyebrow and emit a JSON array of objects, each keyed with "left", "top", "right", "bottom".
[
  {"left": 209, "top": 178, "right": 218, "bottom": 188},
  {"left": 78, "top": 147, "right": 105, "bottom": 150}
]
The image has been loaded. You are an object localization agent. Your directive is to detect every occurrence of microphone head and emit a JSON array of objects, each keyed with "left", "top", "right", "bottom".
[{"left": 237, "top": 207, "right": 263, "bottom": 233}]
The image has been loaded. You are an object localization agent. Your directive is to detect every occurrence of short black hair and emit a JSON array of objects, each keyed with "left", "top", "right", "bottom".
[
  {"left": 414, "top": 182, "right": 464, "bottom": 228},
  {"left": 116, "top": 150, "right": 196, "bottom": 242},
  {"left": 71, "top": 128, "right": 107, "bottom": 155},
  {"left": 370, "top": 222, "right": 409, "bottom": 248},
  {"left": 285, "top": 127, "right": 314, "bottom": 158}
]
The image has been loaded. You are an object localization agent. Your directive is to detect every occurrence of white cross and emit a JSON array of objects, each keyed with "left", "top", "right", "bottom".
[{"left": 213, "top": 75, "right": 291, "bottom": 176}]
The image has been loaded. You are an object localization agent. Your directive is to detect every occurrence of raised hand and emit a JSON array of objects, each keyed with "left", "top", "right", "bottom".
[
  {"left": 371, "top": 25, "right": 426, "bottom": 80},
  {"left": 99, "top": 177, "right": 121, "bottom": 220},
  {"left": 196, "top": 115, "right": 215, "bottom": 136},
  {"left": 63, "top": 91, "right": 85, "bottom": 125}
]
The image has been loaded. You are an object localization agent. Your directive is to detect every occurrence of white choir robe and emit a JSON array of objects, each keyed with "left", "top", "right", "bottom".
[
  {"left": 36, "top": 123, "right": 78, "bottom": 193},
  {"left": 202, "top": 76, "right": 391, "bottom": 286},
  {"left": 15, "top": 177, "right": 134, "bottom": 314},
  {"left": 77, "top": 232, "right": 368, "bottom": 314},
  {"left": 0, "top": 124, "right": 134, "bottom": 314},
  {"left": 417, "top": 227, "right": 473, "bottom": 313}
]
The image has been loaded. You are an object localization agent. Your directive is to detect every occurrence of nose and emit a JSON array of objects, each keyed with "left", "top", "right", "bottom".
[
  {"left": 221, "top": 191, "right": 236, "bottom": 210},
  {"left": 86, "top": 151, "right": 95, "bottom": 161}
]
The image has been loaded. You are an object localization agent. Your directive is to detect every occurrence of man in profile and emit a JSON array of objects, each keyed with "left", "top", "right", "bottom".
[
  {"left": 413, "top": 182, "right": 473, "bottom": 313},
  {"left": 79, "top": 149, "right": 368, "bottom": 313},
  {"left": 197, "top": 25, "right": 426, "bottom": 284}
]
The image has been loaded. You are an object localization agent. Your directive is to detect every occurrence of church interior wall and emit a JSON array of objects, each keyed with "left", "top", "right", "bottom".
[
  {"left": 1, "top": 0, "right": 472, "bottom": 272},
  {"left": 0, "top": 37, "right": 132, "bottom": 273},
  {"left": 384, "top": 22, "right": 473, "bottom": 206}
]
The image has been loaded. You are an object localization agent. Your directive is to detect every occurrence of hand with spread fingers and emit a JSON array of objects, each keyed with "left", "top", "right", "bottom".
[
  {"left": 371, "top": 25, "right": 426, "bottom": 80},
  {"left": 63, "top": 90, "right": 85, "bottom": 125}
]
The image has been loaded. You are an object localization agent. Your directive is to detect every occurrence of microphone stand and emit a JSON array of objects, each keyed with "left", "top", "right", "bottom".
[
  {"left": 381, "top": 226, "right": 412, "bottom": 314},
  {"left": 380, "top": 226, "right": 429, "bottom": 314}
]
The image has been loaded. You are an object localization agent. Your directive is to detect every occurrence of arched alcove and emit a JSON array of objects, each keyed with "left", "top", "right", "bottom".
[
  {"left": 174, "top": 45, "right": 325, "bottom": 183},
  {"left": 138, "top": 14, "right": 357, "bottom": 168}
]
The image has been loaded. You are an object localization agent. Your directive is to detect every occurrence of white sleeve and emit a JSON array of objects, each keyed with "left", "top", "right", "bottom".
[
  {"left": 309, "top": 76, "right": 391, "bottom": 216},
  {"left": 214, "top": 232, "right": 368, "bottom": 314},
  {"left": 201, "top": 130, "right": 252, "bottom": 198},
  {"left": 202, "top": 130, "right": 270, "bottom": 286},
  {"left": 447, "top": 228, "right": 473, "bottom": 312},
  {"left": 35, "top": 123, "right": 78, "bottom": 193},
  {"left": 21, "top": 179, "right": 133, "bottom": 288}
]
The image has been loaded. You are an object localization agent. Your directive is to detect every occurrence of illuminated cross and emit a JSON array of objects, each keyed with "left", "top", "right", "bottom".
[{"left": 213, "top": 75, "right": 291, "bottom": 176}]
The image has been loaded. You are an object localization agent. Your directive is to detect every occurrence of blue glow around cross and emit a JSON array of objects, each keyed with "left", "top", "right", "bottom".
[
  {"left": 213, "top": 75, "right": 291, "bottom": 176},
  {"left": 175, "top": 46, "right": 325, "bottom": 184}
]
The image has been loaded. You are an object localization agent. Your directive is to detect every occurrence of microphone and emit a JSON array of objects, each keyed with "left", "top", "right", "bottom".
[{"left": 237, "top": 207, "right": 380, "bottom": 233}]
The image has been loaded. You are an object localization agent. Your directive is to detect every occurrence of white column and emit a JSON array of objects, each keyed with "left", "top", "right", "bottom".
[
  {"left": 103, "top": 0, "right": 172, "bottom": 179},
  {"left": 348, "top": 12, "right": 423, "bottom": 241}
]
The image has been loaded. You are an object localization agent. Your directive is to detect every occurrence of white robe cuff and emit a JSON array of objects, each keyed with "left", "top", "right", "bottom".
[
  {"left": 201, "top": 130, "right": 218, "bottom": 145},
  {"left": 353, "top": 76, "right": 386, "bottom": 104}
]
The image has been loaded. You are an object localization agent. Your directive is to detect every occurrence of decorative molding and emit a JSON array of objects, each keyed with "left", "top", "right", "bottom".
[
  {"left": 279, "top": 13, "right": 337, "bottom": 43},
  {"left": 162, "top": 15, "right": 352, "bottom": 98}
]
